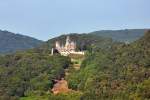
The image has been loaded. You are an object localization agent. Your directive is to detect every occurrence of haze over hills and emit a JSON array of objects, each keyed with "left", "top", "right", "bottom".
[{"left": 0, "top": 30, "right": 43, "bottom": 53}]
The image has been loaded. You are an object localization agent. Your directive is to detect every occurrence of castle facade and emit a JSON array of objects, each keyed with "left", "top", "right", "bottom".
[{"left": 51, "top": 36, "right": 84, "bottom": 56}]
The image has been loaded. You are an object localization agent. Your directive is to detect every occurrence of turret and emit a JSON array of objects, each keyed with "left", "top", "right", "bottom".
[
  {"left": 65, "top": 36, "right": 71, "bottom": 47},
  {"left": 51, "top": 48, "right": 54, "bottom": 55},
  {"left": 70, "top": 41, "right": 76, "bottom": 51},
  {"left": 55, "top": 41, "right": 60, "bottom": 49}
]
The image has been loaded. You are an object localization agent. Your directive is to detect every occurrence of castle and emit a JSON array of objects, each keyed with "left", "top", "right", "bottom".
[{"left": 51, "top": 36, "right": 85, "bottom": 56}]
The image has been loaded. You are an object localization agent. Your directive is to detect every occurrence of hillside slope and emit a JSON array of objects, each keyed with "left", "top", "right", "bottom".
[
  {"left": 67, "top": 30, "right": 150, "bottom": 100},
  {"left": 0, "top": 30, "right": 149, "bottom": 100},
  {"left": 0, "top": 30, "right": 43, "bottom": 53},
  {"left": 90, "top": 29, "right": 147, "bottom": 42}
]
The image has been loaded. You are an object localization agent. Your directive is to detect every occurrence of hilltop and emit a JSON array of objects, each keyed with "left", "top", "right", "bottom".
[
  {"left": 0, "top": 30, "right": 43, "bottom": 53},
  {"left": 90, "top": 29, "right": 147, "bottom": 42}
]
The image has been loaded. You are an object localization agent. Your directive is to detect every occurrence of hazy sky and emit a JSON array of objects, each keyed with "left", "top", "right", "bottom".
[{"left": 0, "top": 0, "right": 150, "bottom": 41}]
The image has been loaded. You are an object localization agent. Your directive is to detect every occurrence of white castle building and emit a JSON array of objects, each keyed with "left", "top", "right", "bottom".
[{"left": 51, "top": 36, "right": 85, "bottom": 56}]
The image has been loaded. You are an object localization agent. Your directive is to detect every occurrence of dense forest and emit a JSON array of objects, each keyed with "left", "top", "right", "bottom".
[
  {"left": 0, "top": 50, "right": 71, "bottom": 100},
  {"left": 67, "top": 30, "right": 150, "bottom": 100},
  {"left": 0, "top": 30, "right": 149, "bottom": 100}
]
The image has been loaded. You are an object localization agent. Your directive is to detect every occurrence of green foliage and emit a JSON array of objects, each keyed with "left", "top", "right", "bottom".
[
  {"left": 0, "top": 30, "right": 150, "bottom": 100},
  {"left": 20, "top": 92, "right": 81, "bottom": 100},
  {"left": 0, "top": 50, "right": 71, "bottom": 99},
  {"left": 67, "top": 31, "right": 150, "bottom": 100}
]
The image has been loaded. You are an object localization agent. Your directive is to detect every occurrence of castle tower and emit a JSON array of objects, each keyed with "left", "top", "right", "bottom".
[
  {"left": 65, "top": 36, "right": 71, "bottom": 48},
  {"left": 70, "top": 41, "right": 76, "bottom": 51},
  {"left": 51, "top": 48, "right": 54, "bottom": 55},
  {"left": 52, "top": 35, "right": 84, "bottom": 56},
  {"left": 55, "top": 41, "right": 61, "bottom": 49}
]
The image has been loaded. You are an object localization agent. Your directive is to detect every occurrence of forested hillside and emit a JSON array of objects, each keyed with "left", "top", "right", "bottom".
[
  {"left": 0, "top": 30, "right": 43, "bottom": 53},
  {"left": 67, "top": 30, "right": 150, "bottom": 100},
  {"left": 0, "top": 30, "right": 149, "bottom": 100},
  {"left": 0, "top": 49, "right": 71, "bottom": 100},
  {"left": 0, "top": 33, "right": 117, "bottom": 100},
  {"left": 90, "top": 29, "right": 147, "bottom": 42}
]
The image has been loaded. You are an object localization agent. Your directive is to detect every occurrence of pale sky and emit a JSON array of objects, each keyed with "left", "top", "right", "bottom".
[{"left": 0, "top": 0, "right": 150, "bottom": 41}]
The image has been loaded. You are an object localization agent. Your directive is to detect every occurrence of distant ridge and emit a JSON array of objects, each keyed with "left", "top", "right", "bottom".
[
  {"left": 89, "top": 29, "right": 148, "bottom": 42},
  {"left": 0, "top": 30, "right": 43, "bottom": 53},
  {"left": 0, "top": 29, "right": 148, "bottom": 53}
]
